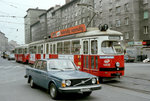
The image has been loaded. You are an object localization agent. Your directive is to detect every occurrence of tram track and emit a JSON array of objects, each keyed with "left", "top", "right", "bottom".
[
  {"left": 104, "top": 76, "right": 150, "bottom": 95},
  {"left": 123, "top": 76, "right": 150, "bottom": 81},
  {"left": 106, "top": 83, "right": 150, "bottom": 94}
]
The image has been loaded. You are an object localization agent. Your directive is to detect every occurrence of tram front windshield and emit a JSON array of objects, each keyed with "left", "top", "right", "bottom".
[{"left": 101, "top": 41, "right": 123, "bottom": 55}]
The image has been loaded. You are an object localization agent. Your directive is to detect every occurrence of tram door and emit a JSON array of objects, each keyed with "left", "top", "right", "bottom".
[{"left": 82, "top": 38, "right": 98, "bottom": 74}]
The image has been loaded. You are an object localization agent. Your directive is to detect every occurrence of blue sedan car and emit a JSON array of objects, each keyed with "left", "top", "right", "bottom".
[{"left": 25, "top": 59, "right": 101, "bottom": 99}]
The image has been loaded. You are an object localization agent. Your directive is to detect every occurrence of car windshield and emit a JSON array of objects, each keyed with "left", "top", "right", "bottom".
[
  {"left": 48, "top": 60, "right": 76, "bottom": 71},
  {"left": 101, "top": 41, "right": 123, "bottom": 55}
]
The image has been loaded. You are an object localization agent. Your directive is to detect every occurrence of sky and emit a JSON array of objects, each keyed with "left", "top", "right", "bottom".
[{"left": 0, "top": 0, "right": 65, "bottom": 44}]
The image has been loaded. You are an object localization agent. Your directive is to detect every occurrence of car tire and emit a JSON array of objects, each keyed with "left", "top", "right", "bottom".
[
  {"left": 83, "top": 91, "right": 92, "bottom": 96},
  {"left": 49, "top": 83, "right": 59, "bottom": 99},
  {"left": 30, "top": 78, "right": 35, "bottom": 88}
]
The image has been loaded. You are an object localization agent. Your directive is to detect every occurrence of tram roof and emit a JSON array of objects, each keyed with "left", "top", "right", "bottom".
[
  {"left": 76, "top": 28, "right": 123, "bottom": 38},
  {"left": 28, "top": 27, "right": 123, "bottom": 45},
  {"left": 15, "top": 44, "right": 29, "bottom": 48}
]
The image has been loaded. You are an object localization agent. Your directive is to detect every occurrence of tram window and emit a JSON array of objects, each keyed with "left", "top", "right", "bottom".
[
  {"left": 83, "top": 41, "right": 88, "bottom": 54},
  {"left": 18, "top": 49, "right": 22, "bottom": 54},
  {"left": 46, "top": 44, "right": 49, "bottom": 54},
  {"left": 71, "top": 40, "right": 80, "bottom": 54},
  {"left": 32, "top": 46, "right": 36, "bottom": 54},
  {"left": 101, "top": 41, "right": 123, "bottom": 54},
  {"left": 50, "top": 44, "right": 52, "bottom": 54},
  {"left": 22, "top": 49, "right": 25, "bottom": 54},
  {"left": 57, "top": 42, "right": 63, "bottom": 54},
  {"left": 14, "top": 49, "right": 17, "bottom": 54},
  {"left": 91, "top": 40, "right": 98, "bottom": 54},
  {"left": 53, "top": 44, "right": 56, "bottom": 54},
  {"left": 24, "top": 48, "right": 27, "bottom": 54},
  {"left": 41, "top": 45, "right": 43, "bottom": 54},
  {"left": 29, "top": 47, "right": 32, "bottom": 54},
  {"left": 64, "top": 41, "right": 70, "bottom": 54},
  {"left": 38, "top": 46, "right": 41, "bottom": 54}
]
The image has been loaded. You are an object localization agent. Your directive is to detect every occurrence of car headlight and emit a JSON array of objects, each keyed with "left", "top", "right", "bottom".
[
  {"left": 116, "top": 62, "right": 120, "bottom": 67},
  {"left": 65, "top": 80, "right": 71, "bottom": 86},
  {"left": 92, "top": 78, "right": 97, "bottom": 84}
]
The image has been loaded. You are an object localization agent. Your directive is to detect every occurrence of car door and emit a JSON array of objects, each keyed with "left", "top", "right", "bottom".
[
  {"left": 33, "top": 60, "right": 43, "bottom": 86},
  {"left": 38, "top": 61, "right": 49, "bottom": 89}
]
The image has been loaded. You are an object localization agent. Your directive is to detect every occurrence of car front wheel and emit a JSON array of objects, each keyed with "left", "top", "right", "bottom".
[
  {"left": 30, "top": 78, "right": 35, "bottom": 88},
  {"left": 49, "top": 83, "right": 59, "bottom": 99}
]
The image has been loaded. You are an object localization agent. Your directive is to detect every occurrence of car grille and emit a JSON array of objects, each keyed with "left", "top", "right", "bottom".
[{"left": 71, "top": 78, "right": 93, "bottom": 87}]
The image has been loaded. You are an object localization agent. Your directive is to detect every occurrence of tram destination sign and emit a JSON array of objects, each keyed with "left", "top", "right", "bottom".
[
  {"left": 109, "top": 36, "right": 120, "bottom": 40},
  {"left": 51, "top": 24, "right": 87, "bottom": 38}
]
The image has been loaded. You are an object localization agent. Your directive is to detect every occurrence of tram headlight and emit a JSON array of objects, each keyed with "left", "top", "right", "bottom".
[
  {"left": 116, "top": 62, "right": 120, "bottom": 67},
  {"left": 65, "top": 80, "right": 71, "bottom": 86}
]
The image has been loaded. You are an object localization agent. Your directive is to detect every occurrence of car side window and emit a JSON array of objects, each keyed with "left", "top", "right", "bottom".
[
  {"left": 40, "top": 61, "right": 47, "bottom": 71},
  {"left": 33, "top": 61, "right": 38, "bottom": 68},
  {"left": 35, "top": 61, "right": 42, "bottom": 69}
]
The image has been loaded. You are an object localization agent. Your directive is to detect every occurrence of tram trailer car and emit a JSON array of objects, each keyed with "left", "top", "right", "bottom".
[
  {"left": 15, "top": 24, "right": 125, "bottom": 79},
  {"left": 15, "top": 44, "right": 29, "bottom": 63}
]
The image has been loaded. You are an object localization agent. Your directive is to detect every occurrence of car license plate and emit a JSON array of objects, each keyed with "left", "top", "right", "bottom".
[{"left": 81, "top": 88, "right": 91, "bottom": 92}]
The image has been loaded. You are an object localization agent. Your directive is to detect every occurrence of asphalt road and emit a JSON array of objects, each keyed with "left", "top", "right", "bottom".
[{"left": 0, "top": 58, "right": 150, "bottom": 101}]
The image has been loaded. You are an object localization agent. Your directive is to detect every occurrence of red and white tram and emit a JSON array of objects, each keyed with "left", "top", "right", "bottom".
[
  {"left": 15, "top": 44, "right": 29, "bottom": 63},
  {"left": 15, "top": 24, "right": 125, "bottom": 79}
]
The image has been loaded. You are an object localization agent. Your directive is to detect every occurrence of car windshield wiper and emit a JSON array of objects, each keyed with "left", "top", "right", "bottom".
[
  {"left": 50, "top": 68, "right": 59, "bottom": 70},
  {"left": 64, "top": 68, "right": 74, "bottom": 70},
  {"left": 50, "top": 68, "right": 64, "bottom": 71}
]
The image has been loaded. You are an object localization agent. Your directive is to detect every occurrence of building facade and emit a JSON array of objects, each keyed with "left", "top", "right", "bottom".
[
  {"left": 8, "top": 40, "right": 19, "bottom": 51},
  {"left": 0, "top": 31, "right": 9, "bottom": 53},
  {"left": 24, "top": 8, "right": 46, "bottom": 44}
]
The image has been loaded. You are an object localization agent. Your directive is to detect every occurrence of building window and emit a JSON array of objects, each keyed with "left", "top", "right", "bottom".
[
  {"left": 109, "top": 9, "right": 112, "bottom": 15},
  {"left": 124, "top": 17, "right": 129, "bottom": 25},
  {"left": 87, "top": 16, "right": 90, "bottom": 22},
  {"left": 99, "top": 0, "right": 102, "bottom": 7},
  {"left": 116, "top": 20, "right": 121, "bottom": 27},
  {"left": 75, "top": 12, "right": 78, "bottom": 16},
  {"left": 144, "top": 11, "right": 149, "bottom": 19},
  {"left": 116, "top": 6, "right": 121, "bottom": 14},
  {"left": 109, "top": 21, "right": 113, "bottom": 28},
  {"left": 144, "top": 26, "right": 148, "bottom": 34},
  {"left": 82, "top": 18, "right": 85, "bottom": 23},
  {"left": 79, "top": 19, "right": 81, "bottom": 25},
  {"left": 124, "top": 3, "right": 128, "bottom": 12},
  {"left": 99, "top": 12, "right": 102, "bottom": 17},
  {"left": 110, "top": 0, "right": 113, "bottom": 4},
  {"left": 125, "top": 32, "right": 129, "bottom": 39},
  {"left": 143, "top": 0, "right": 148, "bottom": 4},
  {"left": 75, "top": 21, "right": 78, "bottom": 25}
]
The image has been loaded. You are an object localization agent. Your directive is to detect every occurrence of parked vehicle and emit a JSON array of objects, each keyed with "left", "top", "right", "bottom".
[
  {"left": 124, "top": 54, "right": 135, "bottom": 62},
  {"left": 25, "top": 59, "right": 101, "bottom": 99},
  {"left": 1, "top": 51, "right": 9, "bottom": 59},
  {"left": 8, "top": 54, "right": 15, "bottom": 60}
]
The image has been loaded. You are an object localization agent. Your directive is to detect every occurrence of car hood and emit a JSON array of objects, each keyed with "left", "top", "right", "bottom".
[{"left": 48, "top": 70, "right": 96, "bottom": 80}]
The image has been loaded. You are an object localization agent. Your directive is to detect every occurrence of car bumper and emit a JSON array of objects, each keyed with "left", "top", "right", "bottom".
[{"left": 59, "top": 84, "right": 102, "bottom": 93}]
